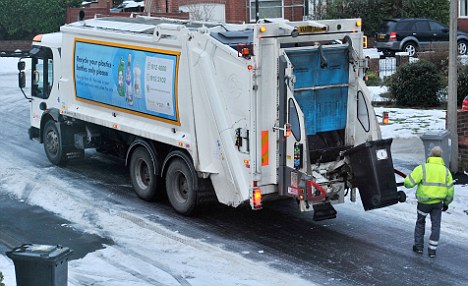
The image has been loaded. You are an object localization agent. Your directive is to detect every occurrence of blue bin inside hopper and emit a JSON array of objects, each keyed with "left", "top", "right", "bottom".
[{"left": 286, "top": 46, "right": 349, "bottom": 135}]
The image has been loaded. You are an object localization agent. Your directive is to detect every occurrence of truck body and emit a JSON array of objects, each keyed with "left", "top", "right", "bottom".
[{"left": 19, "top": 16, "right": 404, "bottom": 219}]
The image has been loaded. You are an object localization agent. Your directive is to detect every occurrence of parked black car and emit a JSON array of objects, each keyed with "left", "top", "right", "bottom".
[{"left": 375, "top": 18, "right": 468, "bottom": 57}]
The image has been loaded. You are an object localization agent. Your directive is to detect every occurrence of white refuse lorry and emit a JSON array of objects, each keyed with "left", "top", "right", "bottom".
[{"left": 17, "top": 16, "right": 405, "bottom": 219}]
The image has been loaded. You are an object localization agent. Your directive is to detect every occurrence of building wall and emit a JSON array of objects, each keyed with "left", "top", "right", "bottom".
[
  {"left": 457, "top": 110, "right": 468, "bottom": 172},
  {"left": 458, "top": 18, "right": 468, "bottom": 33},
  {"left": 146, "top": 0, "right": 305, "bottom": 23},
  {"left": 85, "top": 0, "right": 111, "bottom": 9},
  {"left": 226, "top": 0, "right": 246, "bottom": 23},
  {"left": 0, "top": 40, "right": 32, "bottom": 52}
]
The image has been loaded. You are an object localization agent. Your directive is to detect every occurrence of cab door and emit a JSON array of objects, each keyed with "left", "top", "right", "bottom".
[{"left": 29, "top": 46, "right": 55, "bottom": 129}]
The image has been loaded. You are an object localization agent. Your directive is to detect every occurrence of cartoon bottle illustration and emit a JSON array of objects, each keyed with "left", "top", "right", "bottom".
[
  {"left": 117, "top": 57, "right": 125, "bottom": 97},
  {"left": 133, "top": 63, "right": 141, "bottom": 98},
  {"left": 126, "top": 53, "right": 133, "bottom": 105}
]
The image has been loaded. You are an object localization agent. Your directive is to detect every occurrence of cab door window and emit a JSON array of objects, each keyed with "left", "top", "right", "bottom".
[{"left": 31, "top": 47, "right": 53, "bottom": 99}]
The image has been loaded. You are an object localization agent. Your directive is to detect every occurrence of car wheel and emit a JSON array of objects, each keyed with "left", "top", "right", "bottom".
[
  {"left": 458, "top": 40, "right": 468, "bottom": 55},
  {"left": 403, "top": 42, "right": 417, "bottom": 57}
]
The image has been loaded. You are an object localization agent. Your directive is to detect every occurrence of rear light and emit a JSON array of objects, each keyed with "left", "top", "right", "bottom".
[
  {"left": 383, "top": 111, "right": 389, "bottom": 124},
  {"left": 252, "top": 188, "right": 262, "bottom": 210},
  {"left": 237, "top": 43, "right": 254, "bottom": 59},
  {"left": 389, "top": 32, "right": 397, "bottom": 41},
  {"left": 463, "top": 97, "right": 468, "bottom": 111},
  {"left": 284, "top": 123, "right": 291, "bottom": 137}
]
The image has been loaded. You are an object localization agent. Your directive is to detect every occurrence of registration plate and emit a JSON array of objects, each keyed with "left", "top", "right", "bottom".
[{"left": 298, "top": 25, "right": 326, "bottom": 34}]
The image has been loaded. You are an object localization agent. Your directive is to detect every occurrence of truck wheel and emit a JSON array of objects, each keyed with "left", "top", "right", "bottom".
[
  {"left": 43, "top": 120, "right": 67, "bottom": 165},
  {"left": 165, "top": 158, "right": 198, "bottom": 216},
  {"left": 130, "top": 147, "right": 161, "bottom": 201}
]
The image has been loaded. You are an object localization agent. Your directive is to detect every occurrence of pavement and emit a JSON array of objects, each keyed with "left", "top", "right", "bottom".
[{"left": 0, "top": 192, "right": 113, "bottom": 261}]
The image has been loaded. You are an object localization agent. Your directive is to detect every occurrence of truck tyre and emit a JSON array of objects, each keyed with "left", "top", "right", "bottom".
[
  {"left": 130, "top": 147, "right": 161, "bottom": 201},
  {"left": 43, "top": 120, "right": 67, "bottom": 165},
  {"left": 165, "top": 158, "right": 198, "bottom": 216}
]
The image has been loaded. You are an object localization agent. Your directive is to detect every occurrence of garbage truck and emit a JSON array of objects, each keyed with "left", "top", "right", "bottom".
[{"left": 17, "top": 15, "right": 405, "bottom": 220}]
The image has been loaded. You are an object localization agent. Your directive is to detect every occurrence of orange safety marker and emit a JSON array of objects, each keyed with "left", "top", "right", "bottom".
[{"left": 261, "top": 130, "right": 269, "bottom": 166}]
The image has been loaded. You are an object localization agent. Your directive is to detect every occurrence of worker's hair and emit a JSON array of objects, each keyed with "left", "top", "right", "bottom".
[{"left": 430, "top": 146, "right": 443, "bottom": 157}]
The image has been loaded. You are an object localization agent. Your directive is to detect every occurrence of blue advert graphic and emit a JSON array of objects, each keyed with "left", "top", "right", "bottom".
[{"left": 74, "top": 40, "right": 178, "bottom": 122}]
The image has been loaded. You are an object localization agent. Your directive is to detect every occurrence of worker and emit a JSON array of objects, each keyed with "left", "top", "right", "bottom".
[{"left": 404, "top": 146, "right": 454, "bottom": 258}]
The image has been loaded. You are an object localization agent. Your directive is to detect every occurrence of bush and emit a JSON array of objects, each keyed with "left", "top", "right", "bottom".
[
  {"left": 384, "top": 60, "right": 442, "bottom": 107},
  {"left": 365, "top": 70, "right": 382, "bottom": 86},
  {"left": 0, "top": 272, "right": 4, "bottom": 286},
  {"left": 0, "top": 0, "right": 81, "bottom": 40}
]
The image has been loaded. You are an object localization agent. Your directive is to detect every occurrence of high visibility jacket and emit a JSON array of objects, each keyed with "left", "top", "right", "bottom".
[{"left": 404, "top": 157, "right": 454, "bottom": 205}]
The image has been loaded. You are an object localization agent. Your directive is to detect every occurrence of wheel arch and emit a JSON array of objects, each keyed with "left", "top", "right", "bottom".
[
  {"left": 161, "top": 149, "right": 195, "bottom": 179},
  {"left": 399, "top": 37, "right": 419, "bottom": 50},
  {"left": 39, "top": 108, "right": 62, "bottom": 143},
  {"left": 126, "top": 139, "right": 160, "bottom": 175}
]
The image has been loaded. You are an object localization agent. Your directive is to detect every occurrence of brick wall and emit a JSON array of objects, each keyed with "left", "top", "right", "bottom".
[
  {"left": 67, "top": 7, "right": 111, "bottom": 22},
  {"left": 147, "top": 0, "right": 305, "bottom": 24},
  {"left": 458, "top": 18, "right": 468, "bottom": 33},
  {"left": 85, "top": 0, "right": 111, "bottom": 9},
  {"left": 457, "top": 110, "right": 468, "bottom": 172},
  {"left": 0, "top": 40, "right": 32, "bottom": 52},
  {"left": 283, "top": 0, "right": 305, "bottom": 21}
]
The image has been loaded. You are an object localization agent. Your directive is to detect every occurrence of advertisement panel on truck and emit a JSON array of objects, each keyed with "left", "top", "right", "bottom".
[{"left": 73, "top": 39, "right": 180, "bottom": 124}]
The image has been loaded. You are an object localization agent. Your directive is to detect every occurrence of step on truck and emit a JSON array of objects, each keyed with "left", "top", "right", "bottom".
[{"left": 17, "top": 15, "right": 405, "bottom": 220}]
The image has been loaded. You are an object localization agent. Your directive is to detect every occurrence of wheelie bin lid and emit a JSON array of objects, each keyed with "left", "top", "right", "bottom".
[
  {"left": 420, "top": 129, "right": 450, "bottom": 140},
  {"left": 6, "top": 244, "right": 72, "bottom": 262}
]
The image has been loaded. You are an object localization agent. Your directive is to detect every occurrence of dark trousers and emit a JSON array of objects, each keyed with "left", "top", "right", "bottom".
[{"left": 414, "top": 202, "right": 443, "bottom": 251}]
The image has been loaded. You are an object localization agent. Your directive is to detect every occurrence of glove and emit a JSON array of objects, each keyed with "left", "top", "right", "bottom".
[{"left": 442, "top": 204, "right": 448, "bottom": 212}]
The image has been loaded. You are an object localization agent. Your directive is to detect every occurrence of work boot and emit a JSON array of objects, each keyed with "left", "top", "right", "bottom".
[
  {"left": 428, "top": 248, "right": 436, "bottom": 258},
  {"left": 412, "top": 245, "right": 423, "bottom": 254}
]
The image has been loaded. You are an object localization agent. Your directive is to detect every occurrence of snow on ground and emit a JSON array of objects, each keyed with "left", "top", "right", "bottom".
[{"left": 1, "top": 55, "right": 468, "bottom": 285}]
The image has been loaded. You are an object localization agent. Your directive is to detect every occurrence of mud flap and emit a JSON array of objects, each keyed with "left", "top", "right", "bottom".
[{"left": 313, "top": 202, "right": 337, "bottom": 221}]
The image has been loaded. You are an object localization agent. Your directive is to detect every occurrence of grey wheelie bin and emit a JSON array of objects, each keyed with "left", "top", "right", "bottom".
[
  {"left": 420, "top": 130, "right": 451, "bottom": 166},
  {"left": 6, "top": 244, "right": 72, "bottom": 286}
]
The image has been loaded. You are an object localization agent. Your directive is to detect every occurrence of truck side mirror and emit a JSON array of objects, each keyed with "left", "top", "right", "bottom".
[
  {"left": 19, "top": 71, "right": 26, "bottom": 89},
  {"left": 18, "top": 60, "right": 25, "bottom": 71}
]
